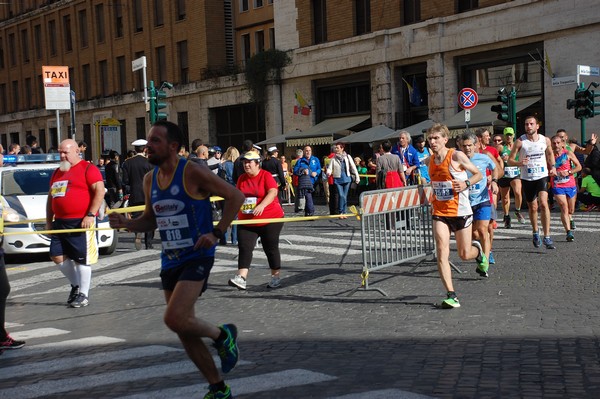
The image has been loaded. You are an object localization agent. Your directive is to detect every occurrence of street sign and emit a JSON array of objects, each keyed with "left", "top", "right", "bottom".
[
  {"left": 131, "top": 56, "right": 147, "bottom": 72},
  {"left": 42, "top": 65, "right": 71, "bottom": 110},
  {"left": 578, "top": 65, "right": 600, "bottom": 77},
  {"left": 458, "top": 88, "right": 478, "bottom": 110},
  {"left": 132, "top": 56, "right": 149, "bottom": 104},
  {"left": 552, "top": 76, "right": 577, "bottom": 87}
]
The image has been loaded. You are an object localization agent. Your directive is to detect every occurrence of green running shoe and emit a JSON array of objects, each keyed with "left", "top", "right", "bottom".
[
  {"left": 441, "top": 292, "right": 460, "bottom": 309},
  {"left": 203, "top": 385, "right": 232, "bottom": 399},
  {"left": 215, "top": 324, "right": 239, "bottom": 374},
  {"left": 566, "top": 231, "right": 574, "bottom": 242},
  {"left": 472, "top": 241, "right": 489, "bottom": 277}
]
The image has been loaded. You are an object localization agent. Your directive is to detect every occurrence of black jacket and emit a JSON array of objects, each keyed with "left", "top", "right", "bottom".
[{"left": 122, "top": 154, "right": 153, "bottom": 206}]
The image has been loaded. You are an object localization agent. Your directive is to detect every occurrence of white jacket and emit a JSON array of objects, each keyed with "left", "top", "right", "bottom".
[{"left": 327, "top": 153, "right": 360, "bottom": 184}]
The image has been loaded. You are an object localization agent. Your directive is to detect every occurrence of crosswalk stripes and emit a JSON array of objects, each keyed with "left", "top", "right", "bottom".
[
  {"left": 0, "top": 328, "right": 333, "bottom": 399},
  {"left": 0, "top": 336, "right": 126, "bottom": 359},
  {"left": 117, "top": 369, "right": 338, "bottom": 399}
]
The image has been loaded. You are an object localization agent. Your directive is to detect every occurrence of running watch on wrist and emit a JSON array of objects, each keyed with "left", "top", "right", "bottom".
[{"left": 465, "top": 180, "right": 471, "bottom": 188}]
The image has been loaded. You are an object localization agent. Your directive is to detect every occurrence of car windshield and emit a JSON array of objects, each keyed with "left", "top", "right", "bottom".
[{"left": 1, "top": 169, "right": 53, "bottom": 196}]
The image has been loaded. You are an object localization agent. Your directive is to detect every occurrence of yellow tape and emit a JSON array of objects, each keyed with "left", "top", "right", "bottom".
[
  {"left": 2, "top": 226, "right": 115, "bottom": 236},
  {"left": 2, "top": 198, "right": 361, "bottom": 235}
]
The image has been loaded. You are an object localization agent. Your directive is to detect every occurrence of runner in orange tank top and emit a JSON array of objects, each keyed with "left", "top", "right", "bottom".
[{"left": 426, "top": 124, "right": 485, "bottom": 309}]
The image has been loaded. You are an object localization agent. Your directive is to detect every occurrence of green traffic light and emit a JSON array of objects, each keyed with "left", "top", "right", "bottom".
[{"left": 155, "top": 89, "right": 168, "bottom": 121}]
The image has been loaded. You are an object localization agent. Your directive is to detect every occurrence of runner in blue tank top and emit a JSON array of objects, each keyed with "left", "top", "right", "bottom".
[
  {"left": 460, "top": 132, "right": 499, "bottom": 277},
  {"left": 109, "top": 121, "right": 245, "bottom": 399}
]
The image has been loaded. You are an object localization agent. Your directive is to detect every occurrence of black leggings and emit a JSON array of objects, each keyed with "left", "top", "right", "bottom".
[
  {"left": 0, "top": 255, "right": 9, "bottom": 339},
  {"left": 237, "top": 222, "right": 284, "bottom": 271}
]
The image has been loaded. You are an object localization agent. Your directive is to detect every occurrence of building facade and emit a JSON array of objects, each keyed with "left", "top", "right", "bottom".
[{"left": 0, "top": 0, "right": 598, "bottom": 161}]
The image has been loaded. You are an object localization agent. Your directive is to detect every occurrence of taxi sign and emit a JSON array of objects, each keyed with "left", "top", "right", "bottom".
[
  {"left": 458, "top": 88, "right": 478, "bottom": 110},
  {"left": 43, "top": 65, "right": 71, "bottom": 110}
]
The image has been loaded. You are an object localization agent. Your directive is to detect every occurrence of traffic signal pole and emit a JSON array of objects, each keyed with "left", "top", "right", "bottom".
[
  {"left": 566, "top": 82, "right": 600, "bottom": 144},
  {"left": 581, "top": 116, "right": 586, "bottom": 144},
  {"left": 510, "top": 88, "right": 517, "bottom": 132},
  {"left": 148, "top": 80, "right": 157, "bottom": 124}
]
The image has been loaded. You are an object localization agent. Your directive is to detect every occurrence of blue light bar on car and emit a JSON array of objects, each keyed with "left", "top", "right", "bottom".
[{"left": 3, "top": 153, "right": 61, "bottom": 164}]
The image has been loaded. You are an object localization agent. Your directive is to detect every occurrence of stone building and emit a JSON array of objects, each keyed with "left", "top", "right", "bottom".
[{"left": 0, "top": 0, "right": 598, "bottom": 161}]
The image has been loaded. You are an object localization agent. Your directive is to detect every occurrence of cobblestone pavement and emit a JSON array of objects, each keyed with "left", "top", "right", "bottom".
[{"left": 2, "top": 203, "right": 600, "bottom": 398}]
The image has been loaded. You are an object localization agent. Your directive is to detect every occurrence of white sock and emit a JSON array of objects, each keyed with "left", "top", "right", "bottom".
[
  {"left": 58, "top": 259, "right": 78, "bottom": 286},
  {"left": 75, "top": 263, "right": 92, "bottom": 297}
]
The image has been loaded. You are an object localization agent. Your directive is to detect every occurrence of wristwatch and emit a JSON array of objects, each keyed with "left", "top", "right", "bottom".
[
  {"left": 86, "top": 212, "right": 95, "bottom": 217},
  {"left": 465, "top": 180, "right": 471, "bottom": 188},
  {"left": 212, "top": 228, "right": 224, "bottom": 239}
]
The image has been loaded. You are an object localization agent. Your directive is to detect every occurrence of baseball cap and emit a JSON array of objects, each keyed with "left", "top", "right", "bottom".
[
  {"left": 268, "top": 146, "right": 279, "bottom": 153},
  {"left": 131, "top": 139, "right": 148, "bottom": 146},
  {"left": 240, "top": 151, "right": 261, "bottom": 161},
  {"left": 212, "top": 146, "right": 222, "bottom": 152},
  {"left": 503, "top": 127, "right": 515, "bottom": 136}
]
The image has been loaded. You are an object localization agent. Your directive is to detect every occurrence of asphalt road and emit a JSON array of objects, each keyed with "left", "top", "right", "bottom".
[{"left": 2, "top": 203, "right": 600, "bottom": 398}]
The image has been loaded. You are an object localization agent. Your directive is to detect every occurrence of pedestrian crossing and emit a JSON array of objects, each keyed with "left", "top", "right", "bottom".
[
  {"left": 0, "top": 327, "right": 337, "bottom": 398},
  {"left": 1, "top": 325, "right": 436, "bottom": 398},
  {"left": 3, "top": 214, "right": 599, "bottom": 397}
]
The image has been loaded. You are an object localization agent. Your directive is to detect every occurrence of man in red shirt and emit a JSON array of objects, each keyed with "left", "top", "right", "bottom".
[{"left": 46, "top": 139, "right": 105, "bottom": 308}]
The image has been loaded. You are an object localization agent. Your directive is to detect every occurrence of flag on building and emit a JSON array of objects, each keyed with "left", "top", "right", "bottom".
[
  {"left": 545, "top": 51, "right": 554, "bottom": 78},
  {"left": 294, "top": 90, "right": 311, "bottom": 116},
  {"left": 403, "top": 77, "right": 422, "bottom": 106}
]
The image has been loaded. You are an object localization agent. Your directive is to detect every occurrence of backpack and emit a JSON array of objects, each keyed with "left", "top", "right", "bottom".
[{"left": 217, "top": 162, "right": 233, "bottom": 185}]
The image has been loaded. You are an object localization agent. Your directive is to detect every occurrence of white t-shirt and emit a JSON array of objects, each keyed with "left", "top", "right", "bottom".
[{"left": 519, "top": 134, "right": 548, "bottom": 181}]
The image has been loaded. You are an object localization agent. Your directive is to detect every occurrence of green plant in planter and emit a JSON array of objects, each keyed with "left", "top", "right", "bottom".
[{"left": 244, "top": 49, "right": 291, "bottom": 103}]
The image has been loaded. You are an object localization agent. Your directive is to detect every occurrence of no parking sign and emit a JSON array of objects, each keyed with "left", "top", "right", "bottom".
[{"left": 458, "top": 88, "right": 478, "bottom": 125}]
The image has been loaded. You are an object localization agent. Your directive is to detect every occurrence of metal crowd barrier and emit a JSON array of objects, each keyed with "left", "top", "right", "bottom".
[{"left": 351, "top": 184, "right": 435, "bottom": 296}]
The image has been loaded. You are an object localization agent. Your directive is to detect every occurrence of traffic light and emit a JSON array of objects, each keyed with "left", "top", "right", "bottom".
[
  {"left": 155, "top": 86, "right": 168, "bottom": 122},
  {"left": 567, "top": 83, "right": 600, "bottom": 120},
  {"left": 491, "top": 88, "right": 510, "bottom": 122},
  {"left": 589, "top": 89, "right": 600, "bottom": 117},
  {"left": 147, "top": 80, "right": 172, "bottom": 124}
]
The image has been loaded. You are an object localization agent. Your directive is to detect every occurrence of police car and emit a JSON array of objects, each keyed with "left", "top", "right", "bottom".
[{"left": 0, "top": 153, "right": 118, "bottom": 256}]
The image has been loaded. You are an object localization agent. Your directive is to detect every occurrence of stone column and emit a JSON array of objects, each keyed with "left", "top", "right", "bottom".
[{"left": 373, "top": 64, "right": 393, "bottom": 127}]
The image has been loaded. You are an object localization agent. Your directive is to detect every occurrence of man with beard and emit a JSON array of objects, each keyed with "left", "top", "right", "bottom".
[
  {"left": 109, "top": 121, "right": 244, "bottom": 399},
  {"left": 46, "top": 139, "right": 106, "bottom": 308}
]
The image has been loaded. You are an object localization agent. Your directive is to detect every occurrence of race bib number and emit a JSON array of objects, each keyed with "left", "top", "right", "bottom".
[
  {"left": 50, "top": 180, "right": 69, "bottom": 198},
  {"left": 555, "top": 174, "right": 570, "bottom": 184},
  {"left": 527, "top": 166, "right": 545, "bottom": 175},
  {"left": 241, "top": 197, "right": 258, "bottom": 214},
  {"left": 156, "top": 214, "right": 194, "bottom": 249},
  {"left": 504, "top": 166, "right": 520, "bottom": 178},
  {"left": 432, "top": 181, "right": 454, "bottom": 201}
]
